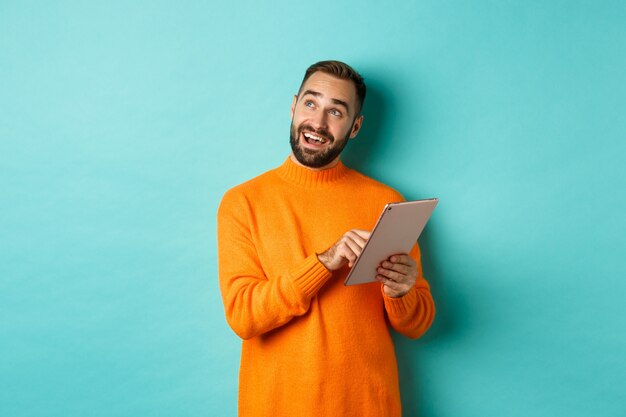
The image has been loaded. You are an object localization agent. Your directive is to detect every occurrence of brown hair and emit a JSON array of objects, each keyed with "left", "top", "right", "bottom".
[{"left": 298, "top": 60, "right": 367, "bottom": 114}]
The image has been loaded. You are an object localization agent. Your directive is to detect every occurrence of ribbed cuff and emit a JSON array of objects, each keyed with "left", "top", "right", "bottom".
[
  {"left": 382, "top": 285, "right": 418, "bottom": 318},
  {"left": 290, "top": 254, "right": 333, "bottom": 298}
]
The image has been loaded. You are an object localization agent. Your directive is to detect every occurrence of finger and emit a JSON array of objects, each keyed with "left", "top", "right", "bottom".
[
  {"left": 335, "top": 240, "right": 360, "bottom": 265},
  {"left": 376, "top": 274, "right": 393, "bottom": 285},
  {"left": 351, "top": 229, "right": 372, "bottom": 240},
  {"left": 376, "top": 275, "right": 405, "bottom": 292},
  {"left": 377, "top": 267, "right": 417, "bottom": 286},
  {"left": 388, "top": 254, "right": 416, "bottom": 267},
  {"left": 380, "top": 260, "right": 412, "bottom": 275},
  {"left": 337, "top": 246, "right": 357, "bottom": 267},
  {"left": 343, "top": 238, "right": 365, "bottom": 259},
  {"left": 377, "top": 267, "right": 405, "bottom": 283},
  {"left": 345, "top": 231, "right": 368, "bottom": 249}
]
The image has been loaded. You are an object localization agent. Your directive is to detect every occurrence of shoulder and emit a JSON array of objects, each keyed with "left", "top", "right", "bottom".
[
  {"left": 218, "top": 167, "right": 279, "bottom": 214},
  {"left": 346, "top": 168, "right": 406, "bottom": 203}
]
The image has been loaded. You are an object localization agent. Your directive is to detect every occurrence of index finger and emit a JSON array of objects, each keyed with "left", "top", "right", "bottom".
[
  {"left": 388, "top": 254, "right": 416, "bottom": 266},
  {"left": 351, "top": 229, "right": 371, "bottom": 240}
]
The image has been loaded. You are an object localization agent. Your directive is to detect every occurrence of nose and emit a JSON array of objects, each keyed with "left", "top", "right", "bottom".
[{"left": 311, "top": 110, "right": 328, "bottom": 130}]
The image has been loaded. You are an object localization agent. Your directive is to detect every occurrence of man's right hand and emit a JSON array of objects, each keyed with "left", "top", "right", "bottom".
[{"left": 317, "top": 229, "right": 371, "bottom": 271}]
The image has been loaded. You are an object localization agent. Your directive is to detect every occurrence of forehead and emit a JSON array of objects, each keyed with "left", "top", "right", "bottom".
[{"left": 299, "top": 72, "right": 358, "bottom": 108}]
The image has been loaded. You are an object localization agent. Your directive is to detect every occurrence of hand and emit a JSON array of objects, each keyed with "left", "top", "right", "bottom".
[
  {"left": 317, "top": 229, "right": 371, "bottom": 271},
  {"left": 376, "top": 254, "right": 417, "bottom": 298}
]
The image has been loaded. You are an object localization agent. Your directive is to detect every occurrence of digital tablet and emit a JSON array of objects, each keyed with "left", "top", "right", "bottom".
[{"left": 344, "top": 198, "right": 438, "bottom": 286}]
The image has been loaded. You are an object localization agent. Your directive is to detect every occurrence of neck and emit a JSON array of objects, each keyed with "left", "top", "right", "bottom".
[{"left": 288, "top": 152, "right": 341, "bottom": 171}]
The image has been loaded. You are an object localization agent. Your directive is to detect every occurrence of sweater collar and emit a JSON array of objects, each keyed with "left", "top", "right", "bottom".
[{"left": 275, "top": 157, "right": 350, "bottom": 187}]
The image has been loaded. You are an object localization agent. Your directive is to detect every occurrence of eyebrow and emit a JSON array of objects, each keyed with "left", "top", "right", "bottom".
[{"left": 301, "top": 89, "right": 350, "bottom": 113}]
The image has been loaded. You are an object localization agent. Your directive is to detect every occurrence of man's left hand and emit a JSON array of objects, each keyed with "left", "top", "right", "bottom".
[{"left": 375, "top": 254, "right": 417, "bottom": 298}]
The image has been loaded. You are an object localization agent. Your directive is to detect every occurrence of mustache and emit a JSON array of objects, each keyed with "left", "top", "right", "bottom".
[{"left": 298, "top": 124, "right": 334, "bottom": 143}]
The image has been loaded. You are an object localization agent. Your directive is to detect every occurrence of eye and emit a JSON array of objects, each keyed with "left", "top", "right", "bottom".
[
  {"left": 304, "top": 100, "right": 315, "bottom": 108},
  {"left": 329, "top": 109, "right": 342, "bottom": 117}
]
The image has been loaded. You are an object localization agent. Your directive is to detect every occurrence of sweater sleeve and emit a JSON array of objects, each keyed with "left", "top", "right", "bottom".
[
  {"left": 382, "top": 242, "right": 436, "bottom": 339},
  {"left": 217, "top": 190, "right": 332, "bottom": 340}
]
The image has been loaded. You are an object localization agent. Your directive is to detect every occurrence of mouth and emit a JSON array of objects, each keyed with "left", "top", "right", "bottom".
[{"left": 302, "top": 131, "right": 330, "bottom": 148}]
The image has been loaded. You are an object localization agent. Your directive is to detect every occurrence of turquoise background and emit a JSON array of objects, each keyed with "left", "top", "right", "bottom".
[{"left": 1, "top": 1, "right": 625, "bottom": 416}]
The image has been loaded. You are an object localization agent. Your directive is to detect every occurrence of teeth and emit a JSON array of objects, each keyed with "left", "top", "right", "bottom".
[{"left": 304, "top": 132, "right": 326, "bottom": 143}]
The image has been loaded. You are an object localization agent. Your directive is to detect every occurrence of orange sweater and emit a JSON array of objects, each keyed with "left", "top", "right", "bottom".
[{"left": 217, "top": 158, "right": 435, "bottom": 417}]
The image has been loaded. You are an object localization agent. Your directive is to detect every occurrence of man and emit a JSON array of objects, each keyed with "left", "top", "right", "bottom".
[{"left": 217, "top": 60, "right": 435, "bottom": 417}]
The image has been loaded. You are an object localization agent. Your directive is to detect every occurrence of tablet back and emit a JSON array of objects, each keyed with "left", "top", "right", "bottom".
[{"left": 344, "top": 198, "right": 438, "bottom": 286}]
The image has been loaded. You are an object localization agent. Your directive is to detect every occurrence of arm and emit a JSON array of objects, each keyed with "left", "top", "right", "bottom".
[
  {"left": 378, "top": 243, "right": 436, "bottom": 339},
  {"left": 217, "top": 191, "right": 332, "bottom": 340}
]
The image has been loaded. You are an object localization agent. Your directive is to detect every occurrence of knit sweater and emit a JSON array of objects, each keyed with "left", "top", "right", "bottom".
[{"left": 217, "top": 157, "right": 435, "bottom": 417}]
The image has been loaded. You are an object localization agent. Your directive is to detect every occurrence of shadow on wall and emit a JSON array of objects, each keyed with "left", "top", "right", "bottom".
[
  {"left": 342, "top": 77, "right": 390, "bottom": 172},
  {"left": 343, "top": 76, "right": 463, "bottom": 416}
]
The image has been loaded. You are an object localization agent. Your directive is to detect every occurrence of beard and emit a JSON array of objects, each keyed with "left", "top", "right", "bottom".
[{"left": 289, "top": 122, "right": 350, "bottom": 169}]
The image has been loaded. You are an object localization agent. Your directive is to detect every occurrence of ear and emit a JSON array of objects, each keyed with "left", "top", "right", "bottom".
[
  {"left": 349, "top": 115, "right": 364, "bottom": 139},
  {"left": 290, "top": 95, "right": 297, "bottom": 119}
]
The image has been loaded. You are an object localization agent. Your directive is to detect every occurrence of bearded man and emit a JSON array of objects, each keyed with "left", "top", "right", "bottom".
[{"left": 217, "top": 60, "right": 435, "bottom": 417}]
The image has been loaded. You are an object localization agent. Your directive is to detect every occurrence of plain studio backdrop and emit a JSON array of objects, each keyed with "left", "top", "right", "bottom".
[{"left": 1, "top": 1, "right": 624, "bottom": 416}]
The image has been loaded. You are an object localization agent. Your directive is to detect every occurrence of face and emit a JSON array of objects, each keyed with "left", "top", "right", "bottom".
[{"left": 289, "top": 71, "right": 363, "bottom": 169}]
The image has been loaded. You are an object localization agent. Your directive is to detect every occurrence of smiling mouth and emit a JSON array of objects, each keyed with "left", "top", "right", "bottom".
[{"left": 303, "top": 131, "right": 329, "bottom": 145}]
